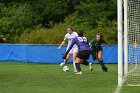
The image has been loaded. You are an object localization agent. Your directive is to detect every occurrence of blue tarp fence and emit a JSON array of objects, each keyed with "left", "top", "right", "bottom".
[{"left": 0, "top": 44, "right": 118, "bottom": 63}]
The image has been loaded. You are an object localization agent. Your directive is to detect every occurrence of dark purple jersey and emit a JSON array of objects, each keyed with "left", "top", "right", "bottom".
[{"left": 66, "top": 36, "right": 91, "bottom": 52}]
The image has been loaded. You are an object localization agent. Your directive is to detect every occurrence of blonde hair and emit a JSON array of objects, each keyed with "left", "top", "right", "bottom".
[{"left": 67, "top": 26, "right": 73, "bottom": 31}]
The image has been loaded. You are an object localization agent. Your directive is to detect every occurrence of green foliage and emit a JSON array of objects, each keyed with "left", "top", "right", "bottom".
[
  {"left": 19, "top": 14, "right": 117, "bottom": 44},
  {"left": 19, "top": 25, "right": 67, "bottom": 44},
  {"left": 0, "top": 0, "right": 117, "bottom": 44},
  {"left": 0, "top": 3, "right": 36, "bottom": 42}
]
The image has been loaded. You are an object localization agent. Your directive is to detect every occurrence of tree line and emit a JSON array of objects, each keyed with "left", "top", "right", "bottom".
[{"left": 0, "top": 0, "right": 117, "bottom": 44}]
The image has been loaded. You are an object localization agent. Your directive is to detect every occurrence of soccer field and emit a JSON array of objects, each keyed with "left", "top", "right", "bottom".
[{"left": 0, "top": 62, "right": 139, "bottom": 93}]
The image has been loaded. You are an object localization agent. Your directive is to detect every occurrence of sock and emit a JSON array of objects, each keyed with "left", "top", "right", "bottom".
[
  {"left": 75, "top": 63, "right": 81, "bottom": 72},
  {"left": 99, "top": 60, "right": 106, "bottom": 69},
  {"left": 73, "top": 61, "right": 77, "bottom": 71}
]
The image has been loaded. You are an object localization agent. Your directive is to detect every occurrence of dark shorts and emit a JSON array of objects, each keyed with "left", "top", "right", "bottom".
[
  {"left": 92, "top": 47, "right": 103, "bottom": 53},
  {"left": 77, "top": 50, "right": 91, "bottom": 60},
  {"left": 91, "top": 47, "right": 103, "bottom": 60}
]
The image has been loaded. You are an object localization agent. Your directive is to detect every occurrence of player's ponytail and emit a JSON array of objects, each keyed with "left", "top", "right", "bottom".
[{"left": 78, "top": 31, "right": 83, "bottom": 37}]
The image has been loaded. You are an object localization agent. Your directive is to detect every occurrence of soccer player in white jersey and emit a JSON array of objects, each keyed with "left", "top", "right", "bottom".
[{"left": 58, "top": 26, "right": 78, "bottom": 72}]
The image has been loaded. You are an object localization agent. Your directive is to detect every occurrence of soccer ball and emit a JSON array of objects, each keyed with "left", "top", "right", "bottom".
[{"left": 63, "top": 66, "right": 69, "bottom": 72}]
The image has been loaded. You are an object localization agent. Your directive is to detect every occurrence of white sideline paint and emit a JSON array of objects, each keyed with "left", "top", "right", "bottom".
[
  {"left": 114, "top": 86, "right": 121, "bottom": 93},
  {"left": 114, "top": 74, "right": 127, "bottom": 93}
]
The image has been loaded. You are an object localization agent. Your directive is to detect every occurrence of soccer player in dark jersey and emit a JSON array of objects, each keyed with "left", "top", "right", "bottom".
[
  {"left": 90, "top": 33, "right": 109, "bottom": 72},
  {"left": 62, "top": 31, "right": 93, "bottom": 74}
]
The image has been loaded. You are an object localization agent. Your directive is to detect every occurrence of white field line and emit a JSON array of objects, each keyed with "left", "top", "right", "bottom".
[{"left": 114, "top": 86, "right": 122, "bottom": 93}]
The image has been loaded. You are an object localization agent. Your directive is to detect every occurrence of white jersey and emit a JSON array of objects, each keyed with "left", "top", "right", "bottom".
[{"left": 64, "top": 32, "right": 78, "bottom": 50}]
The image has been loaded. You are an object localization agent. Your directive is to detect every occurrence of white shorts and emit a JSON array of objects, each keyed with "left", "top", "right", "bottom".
[{"left": 68, "top": 47, "right": 78, "bottom": 54}]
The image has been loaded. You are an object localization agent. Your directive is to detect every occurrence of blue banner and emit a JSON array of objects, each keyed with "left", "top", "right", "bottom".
[{"left": 0, "top": 44, "right": 118, "bottom": 63}]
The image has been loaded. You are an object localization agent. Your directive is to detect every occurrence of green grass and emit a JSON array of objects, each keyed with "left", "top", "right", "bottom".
[{"left": 0, "top": 62, "right": 139, "bottom": 93}]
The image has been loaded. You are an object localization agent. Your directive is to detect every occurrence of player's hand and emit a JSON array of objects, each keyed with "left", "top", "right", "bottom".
[
  {"left": 58, "top": 46, "right": 61, "bottom": 50},
  {"left": 62, "top": 52, "right": 68, "bottom": 59},
  {"left": 89, "top": 43, "right": 91, "bottom": 46}
]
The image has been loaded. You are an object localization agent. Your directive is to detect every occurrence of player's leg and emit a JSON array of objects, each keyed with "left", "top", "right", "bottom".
[
  {"left": 60, "top": 53, "right": 71, "bottom": 66},
  {"left": 75, "top": 57, "right": 82, "bottom": 74},
  {"left": 81, "top": 59, "right": 89, "bottom": 65},
  {"left": 75, "top": 50, "right": 84, "bottom": 74},
  {"left": 72, "top": 51, "right": 78, "bottom": 72},
  {"left": 78, "top": 50, "right": 92, "bottom": 72},
  {"left": 81, "top": 59, "right": 93, "bottom": 71},
  {"left": 91, "top": 50, "right": 97, "bottom": 60},
  {"left": 97, "top": 51, "right": 108, "bottom": 72}
]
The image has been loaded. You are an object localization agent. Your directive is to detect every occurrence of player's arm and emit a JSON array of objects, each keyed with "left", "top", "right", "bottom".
[
  {"left": 106, "top": 42, "right": 111, "bottom": 46},
  {"left": 103, "top": 40, "right": 110, "bottom": 46},
  {"left": 66, "top": 39, "right": 76, "bottom": 53},
  {"left": 58, "top": 40, "right": 66, "bottom": 49},
  {"left": 89, "top": 39, "right": 95, "bottom": 47},
  {"left": 62, "top": 38, "right": 76, "bottom": 59},
  {"left": 90, "top": 39, "right": 93, "bottom": 44},
  {"left": 87, "top": 39, "right": 90, "bottom": 46},
  {"left": 58, "top": 34, "right": 67, "bottom": 49}
]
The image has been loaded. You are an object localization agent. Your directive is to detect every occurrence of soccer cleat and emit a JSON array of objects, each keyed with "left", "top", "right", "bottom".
[
  {"left": 89, "top": 63, "right": 93, "bottom": 71},
  {"left": 60, "top": 62, "right": 65, "bottom": 67},
  {"left": 75, "top": 71, "right": 82, "bottom": 75},
  {"left": 102, "top": 67, "right": 108, "bottom": 72}
]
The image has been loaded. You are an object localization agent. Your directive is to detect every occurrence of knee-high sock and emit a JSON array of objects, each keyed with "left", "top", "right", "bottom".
[
  {"left": 73, "top": 61, "right": 77, "bottom": 71},
  {"left": 99, "top": 60, "right": 106, "bottom": 68},
  {"left": 75, "top": 63, "right": 81, "bottom": 72}
]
